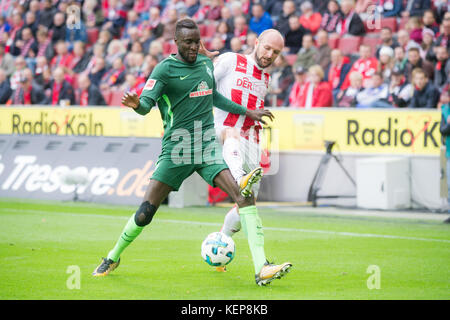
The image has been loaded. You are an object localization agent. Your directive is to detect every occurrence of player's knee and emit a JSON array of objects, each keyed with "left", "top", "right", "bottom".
[{"left": 134, "top": 201, "right": 157, "bottom": 227}]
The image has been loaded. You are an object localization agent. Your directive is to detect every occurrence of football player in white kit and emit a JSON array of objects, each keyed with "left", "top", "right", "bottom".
[{"left": 202, "top": 29, "right": 290, "bottom": 282}]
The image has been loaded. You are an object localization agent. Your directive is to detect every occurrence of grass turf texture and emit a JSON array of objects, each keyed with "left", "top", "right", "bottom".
[{"left": 0, "top": 198, "right": 449, "bottom": 300}]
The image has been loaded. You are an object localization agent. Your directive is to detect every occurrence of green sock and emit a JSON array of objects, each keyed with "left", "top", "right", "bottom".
[
  {"left": 239, "top": 205, "right": 266, "bottom": 274},
  {"left": 107, "top": 214, "right": 144, "bottom": 262}
]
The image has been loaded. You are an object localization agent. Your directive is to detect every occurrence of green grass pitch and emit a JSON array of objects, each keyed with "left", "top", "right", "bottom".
[{"left": 0, "top": 198, "right": 449, "bottom": 300}]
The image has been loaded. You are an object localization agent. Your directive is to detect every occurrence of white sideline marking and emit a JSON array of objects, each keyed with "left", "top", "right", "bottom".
[{"left": 1, "top": 208, "right": 450, "bottom": 244}]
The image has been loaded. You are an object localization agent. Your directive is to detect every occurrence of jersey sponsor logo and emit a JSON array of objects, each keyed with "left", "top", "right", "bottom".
[
  {"left": 144, "top": 79, "right": 156, "bottom": 91},
  {"left": 236, "top": 77, "right": 255, "bottom": 90},
  {"left": 180, "top": 74, "right": 191, "bottom": 80},
  {"left": 235, "top": 77, "right": 267, "bottom": 96},
  {"left": 189, "top": 81, "right": 213, "bottom": 98},
  {"left": 235, "top": 54, "right": 247, "bottom": 74}
]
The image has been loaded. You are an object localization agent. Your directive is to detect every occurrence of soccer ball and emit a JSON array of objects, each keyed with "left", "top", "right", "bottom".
[{"left": 201, "top": 232, "right": 235, "bottom": 267}]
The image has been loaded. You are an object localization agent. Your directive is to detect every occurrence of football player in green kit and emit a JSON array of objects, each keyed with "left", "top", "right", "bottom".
[{"left": 93, "top": 18, "right": 292, "bottom": 286}]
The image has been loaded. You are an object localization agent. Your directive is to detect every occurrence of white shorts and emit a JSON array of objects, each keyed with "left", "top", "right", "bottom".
[{"left": 216, "top": 126, "right": 262, "bottom": 197}]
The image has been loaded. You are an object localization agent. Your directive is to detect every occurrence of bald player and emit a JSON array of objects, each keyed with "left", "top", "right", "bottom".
[{"left": 204, "top": 30, "right": 289, "bottom": 280}]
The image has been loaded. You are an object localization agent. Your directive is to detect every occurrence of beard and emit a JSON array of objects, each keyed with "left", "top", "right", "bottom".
[
  {"left": 255, "top": 50, "right": 272, "bottom": 69},
  {"left": 179, "top": 49, "right": 197, "bottom": 63}
]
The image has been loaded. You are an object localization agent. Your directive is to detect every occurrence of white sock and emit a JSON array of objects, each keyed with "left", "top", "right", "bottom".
[
  {"left": 222, "top": 137, "right": 245, "bottom": 184},
  {"left": 220, "top": 205, "right": 241, "bottom": 237}
]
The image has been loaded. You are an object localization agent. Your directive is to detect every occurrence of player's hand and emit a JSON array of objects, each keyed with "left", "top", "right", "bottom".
[
  {"left": 122, "top": 92, "right": 140, "bottom": 109},
  {"left": 245, "top": 109, "right": 275, "bottom": 125},
  {"left": 199, "top": 40, "right": 219, "bottom": 60}
]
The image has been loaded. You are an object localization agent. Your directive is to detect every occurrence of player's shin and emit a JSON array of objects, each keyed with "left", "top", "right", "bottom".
[
  {"left": 220, "top": 205, "right": 241, "bottom": 237},
  {"left": 107, "top": 201, "right": 157, "bottom": 262},
  {"left": 239, "top": 205, "right": 266, "bottom": 274}
]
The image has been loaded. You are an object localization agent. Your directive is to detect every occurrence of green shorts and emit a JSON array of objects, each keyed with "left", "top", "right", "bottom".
[{"left": 151, "top": 158, "right": 229, "bottom": 191}]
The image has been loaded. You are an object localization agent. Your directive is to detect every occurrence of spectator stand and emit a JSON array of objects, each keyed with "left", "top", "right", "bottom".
[{"left": 0, "top": 0, "right": 447, "bottom": 109}]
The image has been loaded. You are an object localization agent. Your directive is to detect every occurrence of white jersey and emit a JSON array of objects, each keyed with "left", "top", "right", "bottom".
[{"left": 213, "top": 52, "right": 270, "bottom": 144}]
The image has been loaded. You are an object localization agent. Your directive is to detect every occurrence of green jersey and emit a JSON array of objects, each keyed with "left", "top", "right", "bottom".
[{"left": 134, "top": 54, "right": 247, "bottom": 162}]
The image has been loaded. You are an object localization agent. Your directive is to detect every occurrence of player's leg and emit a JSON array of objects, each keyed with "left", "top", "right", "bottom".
[
  {"left": 92, "top": 179, "right": 172, "bottom": 276},
  {"left": 213, "top": 169, "right": 266, "bottom": 272},
  {"left": 93, "top": 159, "right": 193, "bottom": 276},
  {"left": 220, "top": 204, "right": 241, "bottom": 237},
  {"left": 213, "top": 169, "right": 291, "bottom": 286},
  {"left": 108, "top": 179, "right": 171, "bottom": 261},
  {"left": 220, "top": 127, "right": 263, "bottom": 197},
  {"left": 220, "top": 133, "right": 262, "bottom": 239}
]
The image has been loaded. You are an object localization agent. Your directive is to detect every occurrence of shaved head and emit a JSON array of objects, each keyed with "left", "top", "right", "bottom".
[
  {"left": 258, "top": 29, "right": 285, "bottom": 48},
  {"left": 253, "top": 29, "right": 285, "bottom": 68}
]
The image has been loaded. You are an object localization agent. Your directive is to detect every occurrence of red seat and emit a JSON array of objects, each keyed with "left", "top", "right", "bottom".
[
  {"left": 328, "top": 37, "right": 339, "bottom": 49},
  {"left": 169, "top": 43, "right": 177, "bottom": 54},
  {"left": 398, "top": 16, "right": 409, "bottom": 31},
  {"left": 204, "top": 39, "right": 213, "bottom": 50},
  {"left": 338, "top": 36, "right": 363, "bottom": 56},
  {"left": 205, "top": 22, "right": 217, "bottom": 38},
  {"left": 365, "top": 17, "right": 398, "bottom": 33},
  {"left": 163, "top": 41, "right": 177, "bottom": 55},
  {"left": 362, "top": 36, "right": 382, "bottom": 56},
  {"left": 198, "top": 24, "right": 207, "bottom": 37},
  {"left": 102, "top": 89, "right": 112, "bottom": 105},
  {"left": 87, "top": 28, "right": 99, "bottom": 45},
  {"left": 109, "top": 89, "right": 124, "bottom": 106},
  {"left": 380, "top": 17, "right": 397, "bottom": 32},
  {"left": 285, "top": 54, "right": 297, "bottom": 66}
]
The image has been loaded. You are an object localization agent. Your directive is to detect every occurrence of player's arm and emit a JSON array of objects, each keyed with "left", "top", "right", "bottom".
[
  {"left": 122, "top": 93, "right": 155, "bottom": 115},
  {"left": 213, "top": 89, "right": 247, "bottom": 115},
  {"left": 122, "top": 62, "right": 168, "bottom": 115},
  {"left": 213, "top": 88, "right": 274, "bottom": 125}
]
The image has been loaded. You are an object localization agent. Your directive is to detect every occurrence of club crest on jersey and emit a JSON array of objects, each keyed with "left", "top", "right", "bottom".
[
  {"left": 143, "top": 79, "right": 156, "bottom": 91},
  {"left": 189, "top": 81, "right": 212, "bottom": 98}
]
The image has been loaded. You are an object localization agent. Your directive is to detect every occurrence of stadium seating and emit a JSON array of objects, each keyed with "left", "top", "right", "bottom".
[
  {"left": 102, "top": 90, "right": 112, "bottom": 105},
  {"left": 398, "top": 16, "right": 409, "bottom": 30},
  {"left": 338, "top": 36, "right": 363, "bottom": 56},
  {"left": 328, "top": 37, "right": 340, "bottom": 49},
  {"left": 362, "top": 36, "right": 382, "bottom": 56},
  {"left": 205, "top": 22, "right": 218, "bottom": 38},
  {"left": 198, "top": 24, "right": 208, "bottom": 37},
  {"left": 365, "top": 17, "right": 398, "bottom": 33},
  {"left": 87, "top": 28, "right": 99, "bottom": 46},
  {"left": 1, "top": 0, "right": 445, "bottom": 110},
  {"left": 380, "top": 17, "right": 398, "bottom": 32},
  {"left": 163, "top": 41, "right": 178, "bottom": 55},
  {"left": 109, "top": 89, "right": 125, "bottom": 106},
  {"left": 285, "top": 54, "right": 297, "bottom": 66},
  {"left": 199, "top": 22, "right": 218, "bottom": 40}
]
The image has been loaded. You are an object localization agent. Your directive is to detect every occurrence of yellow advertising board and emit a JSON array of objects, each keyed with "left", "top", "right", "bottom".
[
  {"left": 0, "top": 106, "right": 441, "bottom": 155},
  {"left": 268, "top": 109, "right": 440, "bottom": 156},
  {"left": 0, "top": 106, "right": 164, "bottom": 138}
]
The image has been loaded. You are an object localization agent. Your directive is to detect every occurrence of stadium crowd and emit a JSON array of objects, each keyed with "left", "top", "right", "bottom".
[{"left": 0, "top": 0, "right": 449, "bottom": 108}]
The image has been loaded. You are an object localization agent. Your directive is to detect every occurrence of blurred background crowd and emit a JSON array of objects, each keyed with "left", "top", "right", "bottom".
[{"left": 0, "top": 0, "right": 448, "bottom": 108}]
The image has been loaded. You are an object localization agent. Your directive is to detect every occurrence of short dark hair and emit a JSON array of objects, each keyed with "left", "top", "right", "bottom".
[
  {"left": 175, "top": 18, "right": 198, "bottom": 39},
  {"left": 408, "top": 47, "right": 420, "bottom": 54}
]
